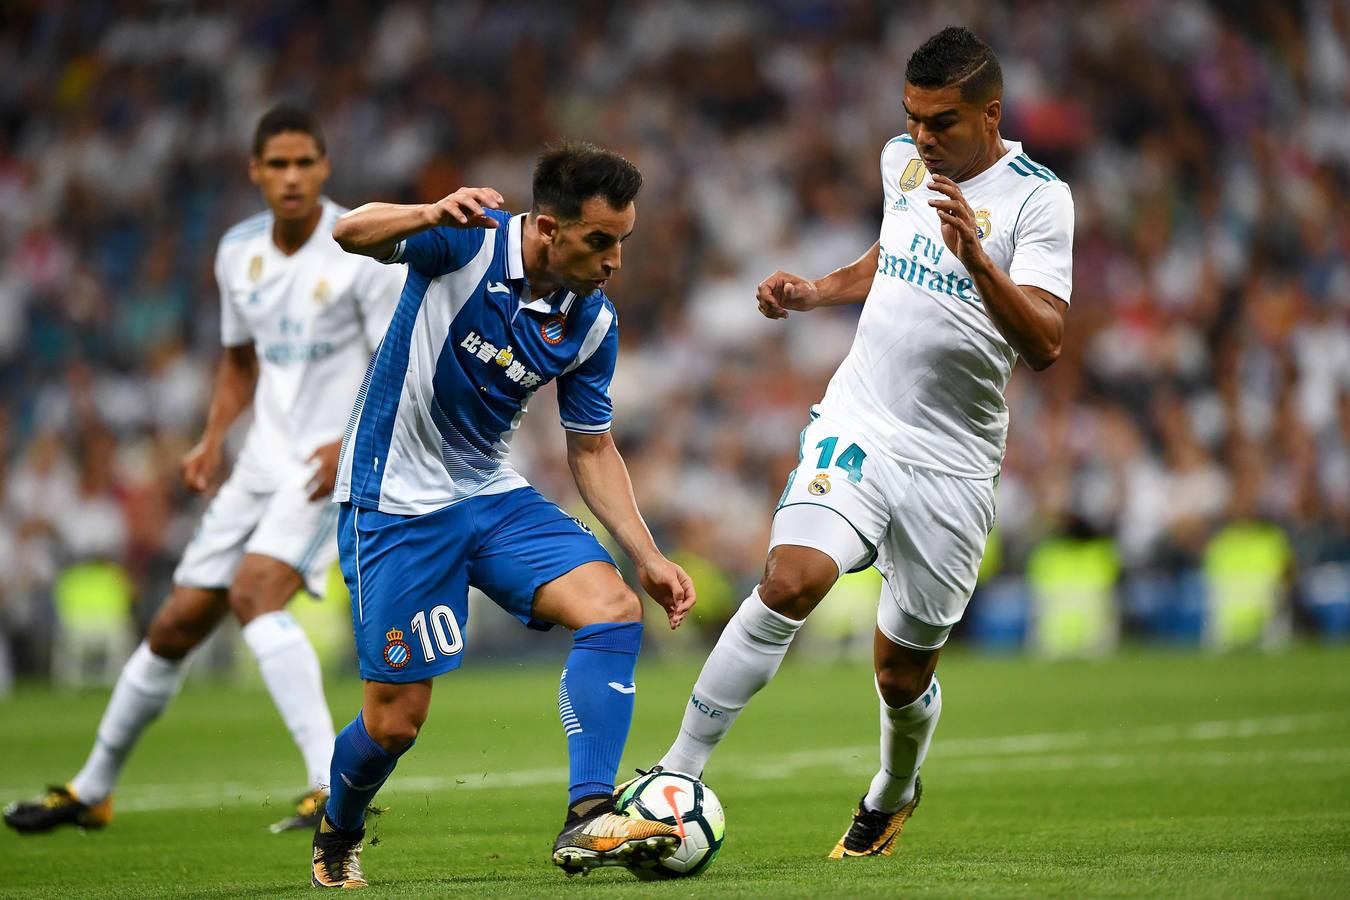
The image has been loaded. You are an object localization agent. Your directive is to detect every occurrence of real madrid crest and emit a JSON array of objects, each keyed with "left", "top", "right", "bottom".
[
  {"left": 313, "top": 278, "right": 332, "bottom": 307},
  {"left": 248, "top": 255, "right": 263, "bottom": 282},
  {"left": 541, "top": 314, "right": 566, "bottom": 345},
  {"left": 899, "top": 158, "right": 928, "bottom": 193},
  {"left": 808, "top": 472, "right": 832, "bottom": 495},
  {"left": 974, "top": 208, "right": 992, "bottom": 241},
  {"left": 383, "top": 627, "right": 411, "bottom": 668}
]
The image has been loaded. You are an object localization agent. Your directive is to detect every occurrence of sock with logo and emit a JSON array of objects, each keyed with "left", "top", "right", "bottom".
[
  {"left": 241, "top": 610, "right": 337, "bottom": 790},
  {"left": 324, "top": 713, "right": 408, "bottom": 832},
  {"left": 69, "top": 642, "right": 190, "bottom": 804},
  {"left": 863, "top": 675, "right": 941, "bottom": 813},
  {"left": 559, "top": 621, "right": 643, "bottom": 803},
  {"left": 659, "top": 590, "right": 802, "bottom": 776}
]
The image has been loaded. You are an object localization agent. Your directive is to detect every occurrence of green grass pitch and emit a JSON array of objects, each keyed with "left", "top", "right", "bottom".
[{"left": 3, "top": 645, "right": 1349, "bottom": 898}]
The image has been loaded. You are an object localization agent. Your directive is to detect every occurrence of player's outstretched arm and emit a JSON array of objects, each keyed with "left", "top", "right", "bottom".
[
  {"left": 756, "top": 242, "right": 880, "bottom": 319},
  {"left": 332, "top": 187, "right": 505, "bottom": 260},
  {"left": 181, "top": 344, "right": 258, "bottom": 493},
  {"left": 565, "top": 431, "right": 696, "bottom": 629}
]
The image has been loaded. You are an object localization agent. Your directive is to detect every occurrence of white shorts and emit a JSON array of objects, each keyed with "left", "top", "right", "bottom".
[
  {"left": 771, "top": 411, "right": 996, "bottom": 649},
  {"left": 172, "top": 469, "right": 340, "bottom": 597}
]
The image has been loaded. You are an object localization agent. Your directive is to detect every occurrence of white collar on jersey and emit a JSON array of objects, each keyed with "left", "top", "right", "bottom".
[
  {"left": 507, "top": 213, "right": 526, "bottom": 281},
  {"left": 509, "top": 212, "right": 579, "bottom": 316},
  {"left": 517, "top": 289, "right": 578, "bottom": 316}
]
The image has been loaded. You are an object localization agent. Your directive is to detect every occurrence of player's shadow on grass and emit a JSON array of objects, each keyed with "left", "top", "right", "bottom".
[{"left": 192, "top": 869, "right": 675, "bottom": 898}]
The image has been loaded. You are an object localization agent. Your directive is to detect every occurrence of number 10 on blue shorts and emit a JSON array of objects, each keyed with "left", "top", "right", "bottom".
[{"left": 337, "top": 487, "right": 615, "bottom": 683}]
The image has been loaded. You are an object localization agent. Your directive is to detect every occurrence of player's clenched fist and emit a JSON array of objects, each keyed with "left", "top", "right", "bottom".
[
  {"left": 756, "top": 270, "right": 819, "bottom": 319},
  {"left": 429, "top": 187, "right": 505, "bottom": 229}
]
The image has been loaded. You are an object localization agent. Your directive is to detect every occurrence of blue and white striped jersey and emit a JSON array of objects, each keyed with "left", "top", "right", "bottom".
[{"left": 333, "top": 209, "right": 619, "bottom": 515}]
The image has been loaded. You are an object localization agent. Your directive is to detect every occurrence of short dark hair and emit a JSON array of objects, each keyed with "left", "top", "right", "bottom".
[
  {"left": 531, "top": 142, "right": 643, "bottom": 219},
  {"left": 252, "top": 103, "right": 326, "bottom": 158},
  {"left": 905, "top": 26, "right": 1002, "bottom": 103}
]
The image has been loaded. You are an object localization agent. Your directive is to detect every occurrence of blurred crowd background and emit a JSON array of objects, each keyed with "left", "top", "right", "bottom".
[{"left": 1, "top": 0, "right": 1348, "bottom": 685}]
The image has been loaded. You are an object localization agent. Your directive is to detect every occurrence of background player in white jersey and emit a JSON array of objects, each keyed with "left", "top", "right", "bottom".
[
  {"left": 653, "top": 27, "right": 1074, "bottom": 857},
  {"left": 4, "top": 105, "right": 403, "bottom": 836}
]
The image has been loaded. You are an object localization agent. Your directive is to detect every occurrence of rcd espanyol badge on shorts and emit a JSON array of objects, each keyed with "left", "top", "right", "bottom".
[
  {"left": 808, "top": 472, "right": 832, "bottom": 495},
  {"left": 383, "top": 627, "right": 411, "bottom": 668},
  {"left": 974, "top": 208, "right": 992, "bottom": 241},
  {"left": 541, "top": 314, "right": 566, "bottom": 345}
]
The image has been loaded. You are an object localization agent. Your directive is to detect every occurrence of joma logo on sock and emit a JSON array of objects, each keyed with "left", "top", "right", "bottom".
[{"left": 689, "top": 694, "right": 724, "bottom": 718}]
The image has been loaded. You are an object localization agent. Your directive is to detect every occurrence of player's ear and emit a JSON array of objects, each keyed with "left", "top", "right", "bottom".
[
  {"left": 984, "top": 98, "right": 1001, "bottom": 130},
  {"left": 317, "top": 155, "right": 332, "bottom": 182},
  {"left": 534, "top": 212, "right": 559, "bottom": 246},
  {"left": 248, "top": 156, "right": 261, "bottom": 186}
]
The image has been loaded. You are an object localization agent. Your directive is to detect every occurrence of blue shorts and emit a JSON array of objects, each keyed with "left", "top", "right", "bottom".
[{"left": 337, "top": 487, "right": 615, "bottom": 683}]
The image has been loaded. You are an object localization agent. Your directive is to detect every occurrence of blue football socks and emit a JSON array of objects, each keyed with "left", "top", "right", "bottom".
[
  {"left": 324, "top": 713, "right": 408, "bottom": 832},
  {"left": 559, "top": 621, "right": 643, "bottom": 803}
]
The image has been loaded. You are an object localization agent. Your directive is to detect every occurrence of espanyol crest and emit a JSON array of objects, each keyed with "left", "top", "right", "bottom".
[
  {"left": 541, "top": 314, "right": 566, "bottom": 345},
  {"left": 383, "top": 627, "right": 411, "bottom": 668}
]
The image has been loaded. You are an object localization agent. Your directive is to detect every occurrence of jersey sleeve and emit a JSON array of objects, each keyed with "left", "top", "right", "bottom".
[
  {"left": 216, "top": 243, "right": 251, "bottom": 347},
  {"left": 1009, "top": 180, "right": 1074, "bottom": 304},
  {"left": 879, "top": 134, "right": 914, "bottom": 211},
  {"left": 379, "top": 226, "right": 483, "bottom": 278},
  {"left": 555, "top": 307, "right": 618, "bottom": 434},
  {"left": 352, "top": 256, "right": 406, "bottom": 349}
]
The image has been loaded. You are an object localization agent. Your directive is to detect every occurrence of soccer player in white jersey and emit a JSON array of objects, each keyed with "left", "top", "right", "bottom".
[
  {"left": 652, "top": 27, "right": 1074, "bottom": 857},
  {"left": 3, "top": 105, "right": 404, "bottom": 836}
]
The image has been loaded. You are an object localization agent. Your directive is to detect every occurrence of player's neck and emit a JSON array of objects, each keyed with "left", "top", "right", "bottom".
[
  {"left": 520, "top": 218, "right": 561, "bottom": 300},
  {"left": 954, "top": 134, "right": 1008, "bottom": 183},
  {"left": 271, "top": 205, "right": 323, "bottom": 256}
]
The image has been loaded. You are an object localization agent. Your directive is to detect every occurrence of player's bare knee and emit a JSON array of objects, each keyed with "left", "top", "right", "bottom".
[
  {"left": 571, "top": 584, "right": 641, "bottom": 627},
  {"left": 372, "top": 723, "right": 420, "bottom": 754},
  {"left": 146, "top": 609, "right": 201, "bottom": 660},
  {"left": 601, "top": 585, "right": 642, "bottom": 623},
  {"left": 364, "top": 711, "right": 424, "bottom": 753},
  {"left": 758, "top": 568, "right": 830, "bottom": 620},
  {"left": 875, "top": 662, "right": 930, "bottom": 708},
  {"left": 227, "top": 579, "right": 286, "bottom": 625}
]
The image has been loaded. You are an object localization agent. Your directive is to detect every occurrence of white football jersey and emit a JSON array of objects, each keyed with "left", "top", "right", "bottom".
[
  {"left": 817, "top": 136, "right": 1074, "bottom": 478},
  {"left": 215, "top": 198, "right": 405, "bottom": 491}
]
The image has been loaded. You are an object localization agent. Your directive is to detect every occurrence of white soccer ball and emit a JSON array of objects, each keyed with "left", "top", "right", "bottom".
[{"left": 616, "top": 771, "right": 725, "bottom": 878}]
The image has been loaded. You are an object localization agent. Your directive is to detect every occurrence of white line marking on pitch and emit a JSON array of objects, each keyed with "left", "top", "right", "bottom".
[{"left": 6, "top": 712, "right": 1340, "bottom": 814}]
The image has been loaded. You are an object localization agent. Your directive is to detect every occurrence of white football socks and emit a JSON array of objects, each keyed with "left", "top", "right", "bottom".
[
  {"left": 659, "top": 590, "right": 803, "bottom": 776},
  {"left": 69, "top": 642, "right": 189, "bottom": 804},
  {"left": 864, "top": 675, "right": 941, "bottom": 813},
  {"left": 241, "top": 611, "right": 336, "bottom": 791}
]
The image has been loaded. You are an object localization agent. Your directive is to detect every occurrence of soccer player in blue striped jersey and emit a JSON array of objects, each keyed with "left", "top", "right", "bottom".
[{"left": 309, "top": 144, "right": 696, "bottom": 888}]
